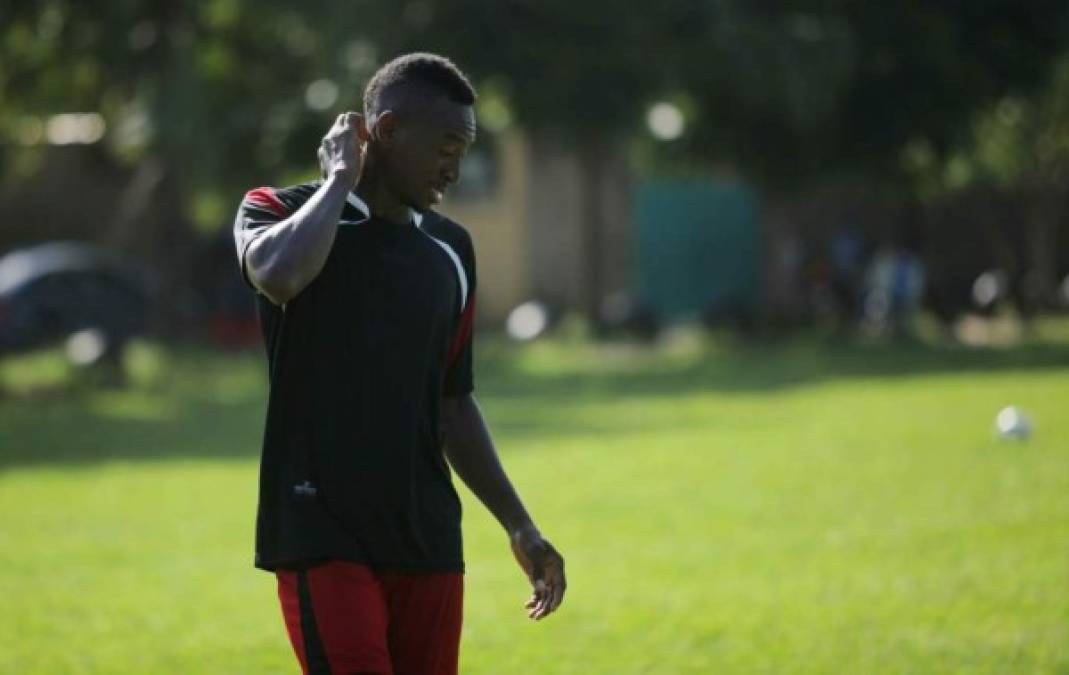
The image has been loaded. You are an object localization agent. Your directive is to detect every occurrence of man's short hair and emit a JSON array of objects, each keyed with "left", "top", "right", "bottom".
[{"left": 363, "top": 53, "right": 476, "bottom": 118}]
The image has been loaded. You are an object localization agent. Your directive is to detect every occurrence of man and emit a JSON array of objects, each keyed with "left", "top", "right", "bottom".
[{"left": 233, "top": 53, "right": 566, "bottom": 674}]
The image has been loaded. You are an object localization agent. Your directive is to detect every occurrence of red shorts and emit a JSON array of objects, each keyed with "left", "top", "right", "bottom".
[{"left": 276, "top": 560, "right": 463, "bottom": 675}]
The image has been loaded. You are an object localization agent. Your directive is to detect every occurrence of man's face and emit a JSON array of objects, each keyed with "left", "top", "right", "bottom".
[{"left": 378, "top": 98, "right": 476, "bottom": 212}]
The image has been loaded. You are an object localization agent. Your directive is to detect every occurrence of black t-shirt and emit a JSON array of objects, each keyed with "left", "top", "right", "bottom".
[{"left": 233, "top": 182, "right": 477, "bottom": 572}]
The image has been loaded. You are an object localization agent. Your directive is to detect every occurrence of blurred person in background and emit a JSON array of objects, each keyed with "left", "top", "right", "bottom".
[
  {"left": 862, "top": 233, "right": 927, "bottom": 338},
  {"left": 828, "top": 225, "right": 866, "bottom": 330},
  {"left": 232, "top": 53, "right": 565, "bottom": 675}
]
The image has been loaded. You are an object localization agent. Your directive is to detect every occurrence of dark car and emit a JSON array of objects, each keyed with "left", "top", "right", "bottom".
[{"left": 0, "top": 242, "right": 150, "bottom": 356}]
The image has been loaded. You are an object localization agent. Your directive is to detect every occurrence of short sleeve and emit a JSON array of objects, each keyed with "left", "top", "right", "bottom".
[
  {"left": 442, "top": 237, "right": 476, "bottom": 398},
  {"left": 443, "top": 292, "right": 476, "bottom": 397},
  {"left": 233, "top": 187, "right": 290, "bottom": 290}
]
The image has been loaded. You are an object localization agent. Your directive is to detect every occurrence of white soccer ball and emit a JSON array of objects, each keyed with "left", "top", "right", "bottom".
[{"left": 995, "top": 406, "right": 1032, "bottom": 441}]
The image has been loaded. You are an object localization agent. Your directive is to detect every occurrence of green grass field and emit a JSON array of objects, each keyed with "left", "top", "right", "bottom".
[{"left": 1, "top": 326, "right": 1068, "bottom": 674}]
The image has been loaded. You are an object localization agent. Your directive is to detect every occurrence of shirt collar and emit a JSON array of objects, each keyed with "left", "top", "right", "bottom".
[{"left": 346, "top": 192, "right": 423, "bottom": 227}]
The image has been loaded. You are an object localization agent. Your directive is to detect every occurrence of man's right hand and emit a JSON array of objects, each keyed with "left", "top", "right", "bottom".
[
  {"left": 244, "top": 112, "right": 369, "bottom": 305},
  {"left": 318, "top": 112, "right": 368, "bottom": 189}
]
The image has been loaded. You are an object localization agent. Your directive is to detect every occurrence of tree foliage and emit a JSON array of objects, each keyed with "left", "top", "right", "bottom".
[
  {"left": 669, "top": 3, "right": 1069, "bottom": 186},
  {"left": 1, "top": 1, "right": 1067, "bottom": 210},
  {"left": 0, "top": 0, "right": 1064, "bottom": 240}
]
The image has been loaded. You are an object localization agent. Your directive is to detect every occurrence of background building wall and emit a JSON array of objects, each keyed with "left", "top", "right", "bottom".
[{"left": 438, "top": 130, "right": 530, "bottom": 324}]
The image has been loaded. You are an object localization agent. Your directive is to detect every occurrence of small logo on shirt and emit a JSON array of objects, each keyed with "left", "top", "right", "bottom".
[{"left": 293, "top": 481, "right": 318, "bottom": 500}]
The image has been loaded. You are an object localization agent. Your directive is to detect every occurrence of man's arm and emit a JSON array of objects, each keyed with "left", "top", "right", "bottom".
[
  {"left": 244, "top": 112, "right": 366, "bottom": 305},
  {"left": 441, "top": 393, "right": 566, "bottom": 620}
]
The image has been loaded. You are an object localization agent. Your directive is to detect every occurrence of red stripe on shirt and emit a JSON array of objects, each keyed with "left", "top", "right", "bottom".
[
  {"left": 446, "top": 293, "right": 476, "bottom": 367},
  {"left": 245, "top": 187, "right": 289, "bottom": 218}
]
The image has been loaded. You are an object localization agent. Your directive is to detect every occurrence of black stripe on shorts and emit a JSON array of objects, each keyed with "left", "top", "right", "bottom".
[{"left": 297, "top": 570, "right": 332, "bottom": 675}]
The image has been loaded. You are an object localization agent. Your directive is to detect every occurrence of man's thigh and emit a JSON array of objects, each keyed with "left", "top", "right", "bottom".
[
  {"left": 380, "top": 572, "right": 464, "bottom": 675},
  {"left": 277, "top": 561, "right": 392, "bottom": 675}
]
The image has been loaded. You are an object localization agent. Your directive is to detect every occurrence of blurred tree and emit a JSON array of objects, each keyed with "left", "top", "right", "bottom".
[
  {"left": 2, "top": 0, "right": 1068, "bottom": 324},
  {"left": 662, "top": 2, "right": 1069, "bottom": 313},
  {"left": 670, "top": 2, "right": 1069, "bottom": 187},
  {"left": 936, "top": 53, "right": 1069, "bottom": 307},
  {"left": 417, "top": 1, "right": 1069, "bottom": 321},
  {"left": 0, "top": 0, "right": 391, "bottom": 327}
]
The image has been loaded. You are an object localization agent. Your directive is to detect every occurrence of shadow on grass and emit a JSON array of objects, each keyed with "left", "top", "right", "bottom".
[
  {"left": 480, "top": 331, "right": 1069, "bottom": 395},
  {"left": 0, "top": 347, "right": 268, "bottom": 471},
  {"left": 2, "top": 332, "right": 1068, "bottom": 470},
  {"left": 469, "top": 334, "right": 1069, "bottom": 440}
]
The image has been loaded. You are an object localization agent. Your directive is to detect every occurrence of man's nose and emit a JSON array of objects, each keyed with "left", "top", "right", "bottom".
[{"left": 442, "top": 160, "right": 460, "bottom": 185}]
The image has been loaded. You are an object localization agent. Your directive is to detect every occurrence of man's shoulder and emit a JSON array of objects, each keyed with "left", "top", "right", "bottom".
[
  {"left": 420, "top": 211, "right": 474, "bottom": 255},
  {"left": 242, "top": 180, "right": 321, "bottom": 216}
]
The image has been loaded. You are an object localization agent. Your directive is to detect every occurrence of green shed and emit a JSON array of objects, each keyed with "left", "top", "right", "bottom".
[{"left": 634, "top": 178, "right": 760, "bottom": 321}]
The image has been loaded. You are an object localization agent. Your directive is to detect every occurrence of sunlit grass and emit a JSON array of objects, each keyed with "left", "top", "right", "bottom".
[{"left": 1, "top": 327, "right": 1068, "bottom": 673}]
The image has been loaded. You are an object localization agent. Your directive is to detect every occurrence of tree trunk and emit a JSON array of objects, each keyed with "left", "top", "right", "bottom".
[
  {"left": 150, "top": 167, "right": 198, "bottom": 335},
  {"left": 106, "top": 156, "right": 167, "bottom": 252},
  {"left": 143, "top": 3, "right": 202, "bottom": 335},
  {"left": 579, "top": 139, "right": 607, "bottom": 331},
  {"left": 1022, "top": 183, "right": 1060, "bottom": 315}
]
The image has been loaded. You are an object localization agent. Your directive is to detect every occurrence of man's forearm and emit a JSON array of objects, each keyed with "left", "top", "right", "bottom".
[
  {"left": 245, "top": 174, "right": 350, "bottom": 304},
  {"left": 441, "top": 394, "right": 535, "bottom": 535}
]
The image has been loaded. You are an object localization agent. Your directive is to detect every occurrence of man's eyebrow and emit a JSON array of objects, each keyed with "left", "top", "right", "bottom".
[{"left": 443, "top": 130, "right": 475, "bottom": 144}]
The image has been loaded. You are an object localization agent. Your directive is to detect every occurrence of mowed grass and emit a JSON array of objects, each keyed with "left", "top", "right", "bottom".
[{"left": 1, "top": 326, "right": 1068, "bottom": 674}]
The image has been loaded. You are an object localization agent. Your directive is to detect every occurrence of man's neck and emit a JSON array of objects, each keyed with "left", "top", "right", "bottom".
[{"left": 354, "top": 170, "right": 416, "bottom": 226}]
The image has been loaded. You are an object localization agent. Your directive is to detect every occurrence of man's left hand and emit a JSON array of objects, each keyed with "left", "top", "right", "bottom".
[{"left": 510, "top": 525, "right": 566, "bottom": 620}]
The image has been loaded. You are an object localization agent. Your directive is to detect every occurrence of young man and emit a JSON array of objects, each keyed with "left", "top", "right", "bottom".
[{"left": 233, "top": 53, "right": 566, "bottom": 674}]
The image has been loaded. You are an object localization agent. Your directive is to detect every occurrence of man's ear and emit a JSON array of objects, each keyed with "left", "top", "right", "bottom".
[{"left": 372, "top": 110, "right": 397, "bottom": 145}]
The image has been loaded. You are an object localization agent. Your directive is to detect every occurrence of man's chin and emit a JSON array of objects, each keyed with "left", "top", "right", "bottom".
[
  {"left": 420, "top": 188, "right": 443, "bottom": 209},
  {"left": 401, "top": 196, "right": 433, "bottom": 214}
]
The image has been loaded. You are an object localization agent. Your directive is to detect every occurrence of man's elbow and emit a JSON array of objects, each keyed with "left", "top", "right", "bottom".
[
  {"left": 260, "top": 280, "right": 296, "bottom": 306},
  {"left": 441, "top": 393, "right": 474, "bottom": 419},
  {"left": 440, "top": 396, "right": 461, "bottom": 430},
  {"left": 247, "top": 247, "right": 298, "bottom": 305},
  {"left": 439, "top": 394, "right": 473, "bottom": 441},
  {"left": 249, "top": 267, "right": 296, "bottom": 305}
]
